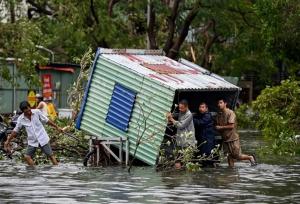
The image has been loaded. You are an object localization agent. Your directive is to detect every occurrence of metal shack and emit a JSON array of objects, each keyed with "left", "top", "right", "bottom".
[{"left": 76, "top": 48, "right": 240, "bottom": 165}]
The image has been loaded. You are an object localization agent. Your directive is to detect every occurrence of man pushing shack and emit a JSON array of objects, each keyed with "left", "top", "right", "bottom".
[
  {"left": 215, "top": 98, "right": 257, "bottom": 167},
  {"left": 167, "top": 99, "right": 196, "bottom": 168},
  {"left": 167, "top": 100, "right": 196, "bottom": 147},
  {"left": 4, "top": 101, "right": 64, "bottom": 166}
]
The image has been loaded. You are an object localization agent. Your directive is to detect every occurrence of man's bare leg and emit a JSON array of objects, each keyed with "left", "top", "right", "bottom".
[
  {"left": 238, "top": 154, "right": 255, "bottom": 163},
  {"left": 227, "top": 156, "right": 234, "bottom": 167},
  {"left": 24, "top": 155, "right": 34, "bottom": 166},
  {"left": 49, "top": 155, "right": 58, "bottom": 165}
]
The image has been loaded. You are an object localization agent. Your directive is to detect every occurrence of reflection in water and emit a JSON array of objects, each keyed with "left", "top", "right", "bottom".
[{"left": 0, "top": 132, "right": 299, "bottom": 203}]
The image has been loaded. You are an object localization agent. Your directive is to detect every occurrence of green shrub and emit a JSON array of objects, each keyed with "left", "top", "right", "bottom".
[
  {"left": 252, "top": 79, "right": 300, "bottom": 155},
  {"left": 236, "top": 104, "right": 257, "bottom": 129}
]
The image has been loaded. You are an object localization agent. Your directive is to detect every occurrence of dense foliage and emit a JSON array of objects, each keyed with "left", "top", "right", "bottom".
[
  {"left": 235, "top": 104, "right": 257, "bottom": 129},
  {"left": 0, "top": 0, "right": 299, "bottom": 90},
  {"left": 252, "top": 80, "right": 300, "bottom": 156}
]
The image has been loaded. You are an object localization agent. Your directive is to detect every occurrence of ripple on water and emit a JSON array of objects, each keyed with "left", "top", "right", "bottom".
[{"left": 1, "top": 134, "right": 300, "bottom": 204}]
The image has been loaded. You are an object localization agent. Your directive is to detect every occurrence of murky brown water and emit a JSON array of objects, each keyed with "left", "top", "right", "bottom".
[{"left": 0, "top": 132, "right": 299, "bottom": 203}]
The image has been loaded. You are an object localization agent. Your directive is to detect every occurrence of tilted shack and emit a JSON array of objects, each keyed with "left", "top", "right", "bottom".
[{"left": 76, "top": 48, "right": 240, "bottom": 165}]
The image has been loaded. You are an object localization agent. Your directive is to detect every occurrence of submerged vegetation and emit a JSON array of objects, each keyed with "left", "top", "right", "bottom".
[{"left": 158, "top": 135, "right": 221, "bottom": 172}]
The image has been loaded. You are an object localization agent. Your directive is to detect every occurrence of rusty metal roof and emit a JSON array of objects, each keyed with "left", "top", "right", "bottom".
[{"left": 99, "top": 48, "right": 240, "bottom": 91}]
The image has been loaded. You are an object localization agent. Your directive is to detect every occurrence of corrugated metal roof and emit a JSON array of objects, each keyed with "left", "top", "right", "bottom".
[{"left": 99, "top": 48, "right": 240, "bottom": 91}]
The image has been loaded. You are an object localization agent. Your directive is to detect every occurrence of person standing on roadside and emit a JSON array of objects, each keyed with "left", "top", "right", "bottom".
[{"left": 36, "top": 93, "right": 48, "bottom": 117}]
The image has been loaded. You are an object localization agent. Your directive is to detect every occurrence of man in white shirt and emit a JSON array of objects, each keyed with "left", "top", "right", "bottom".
[{"left": 4, "top": 101, "right": 63, "bottom": 166}]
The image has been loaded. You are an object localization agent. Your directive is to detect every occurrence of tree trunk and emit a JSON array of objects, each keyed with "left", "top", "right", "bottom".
[
  {"left": 163, "top": 0, "right": 181, "bottom": 54},
  {"left": 90, "top": 0, "right": 99, "bottom": 24},
  {"left": 200, "top": 19, "right": 226, "bottom": 68},
  {"left": 167, "top": 3, "right": 201, "bottom": 59},
  {"left": 147, "top": 0, "right": 158, "bottom": 49},
  {"left": 9, "top": 0, "right": 15, "bottom": 23}
]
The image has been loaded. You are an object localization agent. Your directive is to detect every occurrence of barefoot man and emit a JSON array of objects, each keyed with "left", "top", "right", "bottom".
[
  {"left": 4, "top": 101, "right": 63, "bottom": 166},
  {"left": 215, "top": 98, "right": 256, "bottom": 167}
]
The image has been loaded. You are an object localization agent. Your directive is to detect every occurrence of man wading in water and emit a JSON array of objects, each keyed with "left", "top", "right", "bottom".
[
  {"left": 215, "top": 98, "right": 257, "bottom": 167},
  {"left": 4, "top": 101, "right": 64, "bottom": 166}
]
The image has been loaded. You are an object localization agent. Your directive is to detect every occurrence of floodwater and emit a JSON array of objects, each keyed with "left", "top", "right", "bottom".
[{"left": 0, "top": 132, "right": 299, "bottom": 204}]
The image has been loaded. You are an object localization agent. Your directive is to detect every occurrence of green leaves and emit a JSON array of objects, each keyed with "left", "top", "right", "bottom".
[
  {"left": 236, "top": 104, "right": 257, "bottom": 129},
  {"left": 0, "top": 20, "right": 48, "bottom": 87},
  {"left": 1, "top": 0, "right": 300, "bottom": 89},
  {"left": 254, "top": 0, "right": 300, "bottom": 62},
  {"left": 252, "top": 80, "right": 300, "bottom": 155}
]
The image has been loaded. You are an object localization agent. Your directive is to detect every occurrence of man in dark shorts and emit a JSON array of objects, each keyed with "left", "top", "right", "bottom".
[
  {"left": 4, "top": 101, "right": 64, "bottom": 166},
  {"left": 215, "top": 98, "right": 256, "bottom": 167}
]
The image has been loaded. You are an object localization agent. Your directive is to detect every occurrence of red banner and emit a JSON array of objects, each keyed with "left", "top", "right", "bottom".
[{"left": 42, "top": 74, "right": 52, "bottom": 99}]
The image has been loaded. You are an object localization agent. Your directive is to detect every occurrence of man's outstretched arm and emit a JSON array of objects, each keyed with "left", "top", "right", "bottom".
[
  {"left": 4, "top": 131, "right": 17, "bottom": 153},
  {"left": 216, "top": 123, "right": 234, "bottom": 130},
  {"left": 47, "top": 120, "right": 63, "bottom": 132}
]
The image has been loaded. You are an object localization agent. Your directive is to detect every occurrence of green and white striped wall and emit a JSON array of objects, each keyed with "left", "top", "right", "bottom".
[{"left": 77, "top": 54, "right": 175, "bottom": 165}]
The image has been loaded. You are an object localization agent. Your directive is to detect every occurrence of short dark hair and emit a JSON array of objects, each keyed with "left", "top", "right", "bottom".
[
  {"left": 179, "top": 99, "right": 188, "bottom": 107},
  {"left": 218, "top": 98, "right": 227, "bottom": 103},
  {"left": 199, "top": 102, "right": 207, "bottom": 107},
  {"left": 19, "top": 101, "right": 30, "bottom": 112}
]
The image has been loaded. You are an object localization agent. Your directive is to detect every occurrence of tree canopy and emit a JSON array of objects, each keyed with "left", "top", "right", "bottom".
[{"left": 0, "top": 0, "right": 299, "bottom": 90}]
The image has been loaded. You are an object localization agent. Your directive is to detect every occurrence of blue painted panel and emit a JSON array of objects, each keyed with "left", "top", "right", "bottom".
[{"left": 106, "top": 84, "right": 136, "bottom": 132}]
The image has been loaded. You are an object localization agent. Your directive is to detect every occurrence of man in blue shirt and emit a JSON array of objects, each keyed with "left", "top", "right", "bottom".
[{"left": 194, "top": 102, "right": 217, "bottom": 166}]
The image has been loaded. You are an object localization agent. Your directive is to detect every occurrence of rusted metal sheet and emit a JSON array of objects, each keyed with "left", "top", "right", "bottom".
[{"left": 99, "top": 50, "right": 240, "bottom": 91}]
